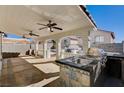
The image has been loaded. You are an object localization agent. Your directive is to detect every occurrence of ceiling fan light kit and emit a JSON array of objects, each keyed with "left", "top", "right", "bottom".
[{"left": 37, "top": 20, "right": 63, "bottom": 32}]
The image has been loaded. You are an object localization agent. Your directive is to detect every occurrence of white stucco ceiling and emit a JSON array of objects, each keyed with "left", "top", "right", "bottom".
[{"left": 0, "top": 5, "right": 95, "bottom": 39}]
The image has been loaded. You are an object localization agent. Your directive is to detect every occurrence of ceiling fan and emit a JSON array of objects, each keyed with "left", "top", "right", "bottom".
[
  {"left": 28, "top": 31, "right": 39, "bottom": 37},
  {"left": 37, "top": 20, "right": 63, "bottom": 32},
  {"left": 22, "top": 35, "right": 30, "bottom": 39},
  {"left": 22, "top": 30, "right": 39, "bottom": 39}
]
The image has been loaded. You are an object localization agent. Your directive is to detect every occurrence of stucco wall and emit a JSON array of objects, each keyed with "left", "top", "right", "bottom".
[
  {"left": 90, "top": 30, "right": 115, "bottom": 45},
  {"left": 38, "top": 27, "right": 93, "bottom": 54}
]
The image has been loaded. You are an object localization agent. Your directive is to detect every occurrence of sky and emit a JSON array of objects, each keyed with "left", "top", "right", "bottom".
[
  {"left": 7, "top": 34, "right": 22, "bottom": 39},
  {"left": 6, "top": 33, "right": 32, "bottom": 41},
  {"left": 87, "top": 5, "right": 124, "bottom": 43}
]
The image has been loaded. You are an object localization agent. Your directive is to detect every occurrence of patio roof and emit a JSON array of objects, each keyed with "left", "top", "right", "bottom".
[{"left": 0, "top": 5, "right": 96, "bottom": 39}]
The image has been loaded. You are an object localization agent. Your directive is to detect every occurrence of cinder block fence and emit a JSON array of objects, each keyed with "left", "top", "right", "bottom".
[{"left": 91, "top": 41, "right": 124, "bottom": 54}]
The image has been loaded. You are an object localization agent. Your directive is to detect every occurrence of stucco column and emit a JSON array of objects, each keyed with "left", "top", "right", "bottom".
[
  {"left": 56, "top": 40, "right": 61, "bottom": 60},
  {"left": 35, "top": 41, "right": 39, "bottom": 56},
  {"left": 47, "top": 47, "right": 51, "bottom": 59},
  {"left": 43, "top": 40, "right": 52, "bottom": 59},
  {"left": 81, "top": 36, "right": 88, "bottom": 54},
  {"left": 43, "top": 41, "right": 47, "bottom": 59},
  {"left": 88, "top": 36, "right": 91, "bottom": 48}
]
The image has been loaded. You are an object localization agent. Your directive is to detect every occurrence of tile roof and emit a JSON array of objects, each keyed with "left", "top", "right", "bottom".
[{"left": 79, "top": 5, "right": 97, "bottom": 27}]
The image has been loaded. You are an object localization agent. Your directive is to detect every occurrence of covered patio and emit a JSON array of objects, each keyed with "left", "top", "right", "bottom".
[{"left": 0, "top": 5, "right": 96, "bottom": 86}]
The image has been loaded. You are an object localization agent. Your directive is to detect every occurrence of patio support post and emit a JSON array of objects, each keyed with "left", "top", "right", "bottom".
[
  {"left": 47, "top": 46, "right": 51, "bottom": 59},
  {"left": 88, "top": 36, "right": 91, "bottom": 48},
  {"left": 56, "top": 40, "right": 61, "bottom": 60},
  {"left": 43, "top": 41, "right": 47, "bottom": 59},
  {"left": 81, "top": 36, "right": 88, "bottom": 54},
  {"left": 35, "top": 41, "right": 39, "bottom": 56}
]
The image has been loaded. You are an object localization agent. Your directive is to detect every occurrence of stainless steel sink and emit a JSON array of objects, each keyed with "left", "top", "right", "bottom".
[
  {"left": 65, "top": 56, "right": 93, "bottom": 66},
  {"left": 78, "top": 58, "right": 93, "bottom": 66}
]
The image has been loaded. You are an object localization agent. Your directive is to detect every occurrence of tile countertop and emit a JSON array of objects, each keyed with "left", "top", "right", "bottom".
[{"left": 56, "top": 57, "right": 99, "bottom": 73}]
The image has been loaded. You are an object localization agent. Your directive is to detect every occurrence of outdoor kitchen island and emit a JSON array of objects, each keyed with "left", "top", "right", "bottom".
[{"left": 56, "top": 55, "right": 106, "bottom": 87}]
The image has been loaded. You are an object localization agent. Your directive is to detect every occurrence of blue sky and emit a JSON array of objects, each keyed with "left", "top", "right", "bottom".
[
  {"left": 7, "top": 34, "right": 22, "bottom": 39},
  {"left": 7, "top": 33, "right": 32, "bottom": 41},
  {"left": 87, "top": 5, "right": 124, "bottom": 43}
]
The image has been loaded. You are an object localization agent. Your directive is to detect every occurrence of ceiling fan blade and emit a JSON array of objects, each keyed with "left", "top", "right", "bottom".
[
  {"left": 22, "top": 35, "right": 30, "bottom": 39},
  {"left": 53, "top": 27, "right": 63, "bottom": 30},
  {"left": 31, "top": 33, "right": 39, "bottom": 37},
  {"left": 39, "top": 27, "right": 47, "bottom": 30},
  {"left": 34, "top": 34, "right": 39, "bottom": 36},
  {"left": 29, "top": 31, "right": 39, "bottom": 37},
  {"left": 22, "top": 35, "right": 26, "bottom": 38},
  {"left": 50, "top": 27, "right": 53, "bottom": 32},
  {"left": 51, "top": 23, "right": 57, "bottom": 26},
  {"left": 37, "top": 23, "right": 47, "bottom": 26}
]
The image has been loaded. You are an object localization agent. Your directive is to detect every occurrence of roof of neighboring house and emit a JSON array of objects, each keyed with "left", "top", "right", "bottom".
[
  {"left": 2, "top": 38, "right": 31, "bottom": 44},
  {"left": 97, "top": 29, "right": 115, "bottom": 39},
  {"left": 79, "top": 5, "right": 97, "bottom": 27}
]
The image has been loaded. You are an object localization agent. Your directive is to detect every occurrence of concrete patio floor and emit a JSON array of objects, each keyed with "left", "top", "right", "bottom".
[
  {"left": 0, "top": 56, "right": 60, "bottom": 87},
  {"left": 1, "top": 56, "right": 123, "bottom": 87}
]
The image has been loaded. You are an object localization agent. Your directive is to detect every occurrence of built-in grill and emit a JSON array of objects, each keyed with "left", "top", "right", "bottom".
[
  {"left": 59, "top": 48, "right": 107, "bottom": 67},
  {"left": 56, "top": 48, "right": 107, "bottom": 87}
]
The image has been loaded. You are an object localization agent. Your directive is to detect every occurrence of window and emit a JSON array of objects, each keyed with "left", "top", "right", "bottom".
[{"left": 95, "top": 36, "right": 104, "bottom": 43}]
